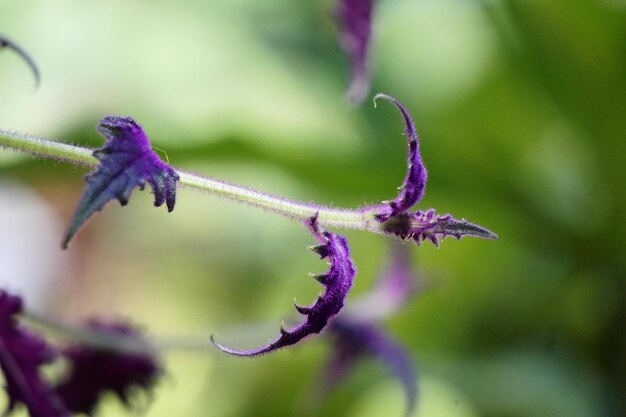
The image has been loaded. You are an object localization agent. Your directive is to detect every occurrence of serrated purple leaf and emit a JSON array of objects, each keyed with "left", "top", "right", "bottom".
[
  {"left": 382, "top": 208, "right": 498, "bottom": 246},
  {"left": 55, "top": 319, "right": 161, "bottom": 415},
  {"left": 323, "top": 319, "right": 417, "bottom": 417},
  {"left": 0, "top": 291, "right": 69, "bottom": 417},
  {"left": 62, "top": 116, "right": 179, "bottom": 249},
  {"left": 211, "top": 214, "right": 357, "bottom": 356},
  {"left": 337, "top": 0, "right": 374, "bottom": 104},
  {"left": 0, "top": 34, "right": 40, "bottom": 88},
  {"left": 373, "top": 94, "right": 427, "bottom": 222}
]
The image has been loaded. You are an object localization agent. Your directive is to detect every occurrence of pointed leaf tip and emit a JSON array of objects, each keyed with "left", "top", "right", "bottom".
[
  {"left": 381, "top": 210, "right": 497, "bottom": 246},
  {"left": 212, "top": 217, "right": 357, "bottom": 357},
  {"left": 62, "top": 116, "right": 179, "bottom": 249},
  {"left": 372, "top": 94, "right": 427, "bottom": 221}
]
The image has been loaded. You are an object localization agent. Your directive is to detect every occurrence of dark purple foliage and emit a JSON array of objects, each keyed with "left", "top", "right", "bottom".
[
  {"left": 382, "top": 208, "right": 498, "bottom": 247},
  {"left": 324, "top": 319, "right": 417, "bottom": 417},
  {"left": 0, "top": 34, "right": 40, "bottom": 87},
  {"left": 337, "top": 0, "right": 374, "bottom": 104},
  {"left": 62, "top": 116, "right": 179, "bottom": 248},
  {"left": 311, "top": 242, "right": 418, "bottom": 416},
  {"left": 366, "top": 94, "right": 497, "bottom": 246},
  {"left": 0, "top": 291, "right": 69, "bottom": 417},
  {"left": 211, "top": 214, "right": 357, "bottom": 356},
  {"left": 55, "top": 320, "right": 161, "bottom": 415},
  {"left": 373, "top": 94, "right": 427, "bottom": 222}
]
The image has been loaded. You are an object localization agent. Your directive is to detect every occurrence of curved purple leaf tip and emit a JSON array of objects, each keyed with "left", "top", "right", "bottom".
[
  {"left": 62, "top": 116, "right": 179, "bottom": 249},
  {"left": 0, "top": 35, "right": 40, "bottom": 88},
  {"left": 373, "top": 94, "right": 427, "bottom": 221},
  {"left": 211, "top": 214, "right": 357, "bottom": 357}
]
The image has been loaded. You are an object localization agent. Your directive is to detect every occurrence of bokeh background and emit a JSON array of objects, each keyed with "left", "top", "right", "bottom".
[{"left": 1, "top": 0, "right": 625, "bottom": 416}]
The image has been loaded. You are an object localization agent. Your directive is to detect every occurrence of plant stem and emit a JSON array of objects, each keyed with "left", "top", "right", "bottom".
[
  {"left": 23, "top": 310, "right": 273, "bottom": 355},
  {"left": 0, "top": 127, "right": 379, "bottom": 233}
]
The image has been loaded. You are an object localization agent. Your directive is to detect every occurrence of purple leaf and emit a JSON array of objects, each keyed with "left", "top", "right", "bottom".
[
  {"left": 382, "top": 209, "right": 498, "bottom": 247},
  {"left": 62, "top": 116, "right": 179, "bottom": 249},
  {"left": 55, "top": 320, "right": 161, "bottom": 415},
  {"left": 0, "top": 34, "right": 40, "bottom": 88},
  {"left": 0, "top": 290, "right": 69, "bottom": 417},
  {"left": 368, "top": 241, "right": 415, "bottom": 311},
  {"left": 323, "top": 319, "right": 417, "bottom": 416},
  {"left": 211, "top": 214, "right": 357, "bottom": 356},
  {"left": 349, "top": 241, "right": 416, "bottom": 320},
  {"left": 337, "top": 0, "right": 374, "bottom": 104},
  {"left": 373, "top": 94, "right": 427, "bottom": 222}
]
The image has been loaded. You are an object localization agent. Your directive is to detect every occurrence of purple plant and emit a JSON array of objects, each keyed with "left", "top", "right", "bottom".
[
  {"left": 0, "top": 76, "right": 496, "bottom": 416},
  {"left": 312, "top": 242, "right": 418, "bottom": 416},
  {"left": 55, "top": 320, "right": 161, "bottom": 415},
  {"left": 371, "top": 94, "right": 427, "bottom": 222},
  {"left": 0, "top": 291, "right": 69, "bottom": 417},
  {"left": 367, "top": 95, "right": 495, "bottom": 246},
  {"left": 62, "top": 116, "right": 179, "bottom": 249},
  {"left": 324, "top": 319, "right": 417, "bottom": 415},
  {"left": 211, "top": 214, "right": 357, "bottom": 356},
  {"left": 0, "top": 290, "right": 162, "bottom": 417}
]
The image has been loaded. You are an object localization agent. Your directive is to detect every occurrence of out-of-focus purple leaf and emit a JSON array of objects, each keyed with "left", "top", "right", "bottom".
[
  {"left": 337, "top": 0, "right": 374, "bottom": 104},
  {"left": 322, "top": 319, "right": 418, "bottom": 416},
  {"left": 211, "top": 214, "right": 357, "bottom": 356},
  {"left": 62, "top": 116, "right": 179, "bottom": 249},
  {"left": 55, "top": 319, "right": 161, "bottom": 415},
  {"left": 348, "top": 241, "right": 416, "bottom": 321},
  {"left": 0, "top": 290, "right": 69, "bottom": 417}
]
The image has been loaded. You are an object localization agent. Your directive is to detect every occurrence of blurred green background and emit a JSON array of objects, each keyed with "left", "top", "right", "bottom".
[{"left": 0, "top": 0, "right": 624, "bottom": 416}]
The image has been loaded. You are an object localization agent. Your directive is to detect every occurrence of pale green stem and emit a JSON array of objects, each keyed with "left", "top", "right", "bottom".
[{"left": 0, "top": 127, "right": 381, "bottom": 233}]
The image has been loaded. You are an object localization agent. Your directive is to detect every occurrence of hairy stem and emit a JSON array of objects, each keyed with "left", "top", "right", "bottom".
[
  {"left": 23, "top": 310, "right": 228, "bottom": 354},
  {"left": 0, "top": 128, "right": 379, "bottom": 232}
]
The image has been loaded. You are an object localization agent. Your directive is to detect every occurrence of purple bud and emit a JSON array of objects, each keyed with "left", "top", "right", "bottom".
[
  {"left": 211, "top": 214, "right": 357, "bottom": 356},
  {"left": 0, "top": 34, "right": 40, "bottom": 88},
  {"left": 373, "top": 94, "right": 427, "bottom": 222},
  {"left": 0, "top": 290, "right": 69, "bottom": 417},
  {"left": 364, "top": 95, "right": 497, "bottom": 245},
  {"left": 62, "top": 116, "right": 179, "bottom": 249},
  {"left": 337, "top": 0, "right": 374, "bottom": 104},
  {"left": 55, "top": 320, "right": 161, "bottom": 415},
  {"left": 382, "top": 209, "right": 498, "bottom": 246}
]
